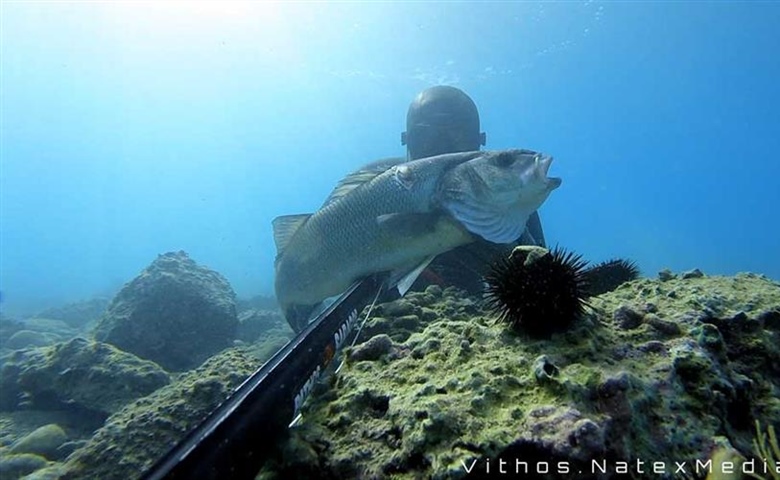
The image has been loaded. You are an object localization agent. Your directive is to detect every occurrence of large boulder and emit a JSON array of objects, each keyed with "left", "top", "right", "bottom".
[{"left": 94, "top": 251, "right": 238, "bottom": 371}]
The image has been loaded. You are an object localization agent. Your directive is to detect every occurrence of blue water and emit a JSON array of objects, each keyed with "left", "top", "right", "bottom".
[{"left": 2, "top": 2, "right": 779, "bottom": 315}]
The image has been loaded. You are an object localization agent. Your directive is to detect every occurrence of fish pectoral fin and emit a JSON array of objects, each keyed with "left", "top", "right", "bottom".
[
  {"left": 389, "top": 256, "right": 436, "bottom": 297},
  {"left": 376, "top": 212, "right": 440, "bottom": 238},
  {"left": 272, "top": 214, "right": 312, "bottom": 255}
]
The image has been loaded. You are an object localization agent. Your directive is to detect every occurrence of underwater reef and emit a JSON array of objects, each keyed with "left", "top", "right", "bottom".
[
  {"left": 260, "top": 270, "right": 780, "bottom": 479},
  {"left": 1, "top": 261, "right": 778, "bottom": 479}
]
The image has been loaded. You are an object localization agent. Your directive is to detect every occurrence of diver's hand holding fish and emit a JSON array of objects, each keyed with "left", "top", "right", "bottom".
[{"left": 273, "top": 149, "right": 562, "bottom": 332}]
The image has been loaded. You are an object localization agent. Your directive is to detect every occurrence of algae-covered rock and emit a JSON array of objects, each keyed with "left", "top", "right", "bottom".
[
  {"left": 0, "top": 337, "right": 169, "bottom": 414},
  {"left": 60, "top": 347, "right": 261, "bottom": 479},
  {"left": 94, "top": 251, "right": 238, "bottom": 371},
  {"left": 18, "top": 463, "right": 69, "bottom": 480},
  {"left": 262, "top": 271, "right": 780, "bottom": 479},
  {"left": 2, "top": 318, "right": 77, "bottom": 352},
  {"left": 35, "top": 297, "right": 110, "bottom": 329},
  {"left": 0, "top": 452, "right": 48, "bottom": 479},
  {"left": 236, "top": 308, "right": 290, "bottom": 344},
  {"left": 19, "top": 319, "right": 78, "bottom": 340},
  {"left": 350, "top": 334, "right": 394, "bottom": 362},
  {"left": 10, "top": 424, "right": 67, "bottom": 460},
  {"left": 5, "top": 331, "right": 57, "bottom": 351}
]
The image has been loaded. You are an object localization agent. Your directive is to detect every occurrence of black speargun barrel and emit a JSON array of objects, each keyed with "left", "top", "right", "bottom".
[{"left": 141, "top": 275, "right": 384, "bottom": 480}]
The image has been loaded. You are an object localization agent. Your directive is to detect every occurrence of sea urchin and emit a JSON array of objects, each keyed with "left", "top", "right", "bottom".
[
  {"left": 484, "top": 245, "right": 589, "bottom": 338},
  {"left": 581, "top": 258, "right": 640, "bottom": 297}
]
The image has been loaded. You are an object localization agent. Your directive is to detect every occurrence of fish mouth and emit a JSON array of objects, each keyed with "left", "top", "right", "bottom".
[
  {"left": 538, "top": 154, "right": 553, "bottom": 175},
  {"left": 536, "top": 154, "right": 561, "bottom": 189}
]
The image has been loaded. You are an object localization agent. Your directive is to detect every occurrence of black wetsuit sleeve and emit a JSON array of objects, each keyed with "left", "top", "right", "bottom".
[{"left": 524, "top": 211, "right": 546, "bottom": 247}]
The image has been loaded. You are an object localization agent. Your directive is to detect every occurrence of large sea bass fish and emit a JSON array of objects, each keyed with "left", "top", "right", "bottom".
[{"left": 273, "top": 149, "right": 562, "bottom": 332}]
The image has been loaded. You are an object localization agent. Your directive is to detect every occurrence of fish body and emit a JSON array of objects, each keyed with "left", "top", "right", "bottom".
[{"left": 273, "top": 149, "right": 561, "bottom": 331}]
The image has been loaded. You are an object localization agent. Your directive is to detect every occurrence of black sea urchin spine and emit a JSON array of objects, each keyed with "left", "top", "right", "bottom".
[
  {"left": 581, "top": 258, "right": 640, "bottom": 297},
  {"left": 484, "top": 246, "right": 589, "bottom": 338}
]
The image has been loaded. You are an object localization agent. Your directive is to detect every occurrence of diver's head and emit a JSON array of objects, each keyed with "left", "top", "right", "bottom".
[{"left": 402, "top": 85, "right": 486, "bottom": 160}]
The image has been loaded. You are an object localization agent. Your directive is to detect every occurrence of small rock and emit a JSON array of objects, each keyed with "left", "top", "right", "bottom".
[
  {"left": 420, "top": 338, "right": 440, "bottom": 354},
  {"left": 420, "top": 308, "right": 437, "bottom": 322},
  {"left": 681, "top": 268, "right": 704, "bottom": 279},
  {"left": 570, "top": 418, "right": 605, "bottom": 457},
  {"left": 533, "top": 355, "right": 559, "bottom": 383},
  {"left": 457, "top": 297, "right": 479, "bottom": 315},
  {"left": 692, "top": 324, "right": 726, "bottom": 355},
  {"left": 658, "top": 269, "right": 676, "bottom": 281},
  {"left": 424, "top": 284, "right": 442, "bottom": 298},
  {"left": 644, "top": 314, "right": 682, "bottom": 336},
  {"left": 637, "top": 340, "right": 667, "bottom": 354},
  {"left": 350, "top": 334, "right": 393, "bottom": 362},
  {"left": 394, "top": 314, "right": 420, "bottom": 330},
  {"left": 598, "top": 371, "right": 631, "bottom": 397},
  {"left": 613, "top": 305, "right": 643, "bottom": 330},
  {"left": 10, "top": 424, "right": 67, "bottom": 460},
  {"left": 0, "top": 453, "right": 48, "bottom": 478},
  {"left": 523, "top": 407, "right": 605, "bottom": 461},
  {"left": 379, "top": 299, "right": 418, "bottom": 318},
  {"left": 672, "top": 342, "right": 717, "bottom": 389}
]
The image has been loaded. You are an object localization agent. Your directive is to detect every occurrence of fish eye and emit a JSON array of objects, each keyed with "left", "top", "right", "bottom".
[{"left": 492, "top": 152, "right": 515, "bottom": 168}]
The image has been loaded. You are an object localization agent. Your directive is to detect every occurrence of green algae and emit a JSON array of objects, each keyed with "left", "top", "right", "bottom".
[
  {"left": 266, "top": 273, "right": 780, "bottom": 479},
  {"left": 0, "top": 337, "right": 170, "bottom": 414}
]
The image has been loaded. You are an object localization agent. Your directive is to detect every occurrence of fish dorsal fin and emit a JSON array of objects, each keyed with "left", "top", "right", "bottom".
[
  {"left": 321, "top": 157, "right": 407, "bottom": 208},
  {"left": 272, "top": 214, "right": 312, "bottom": 254}
]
